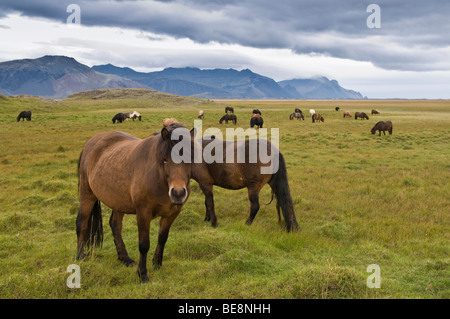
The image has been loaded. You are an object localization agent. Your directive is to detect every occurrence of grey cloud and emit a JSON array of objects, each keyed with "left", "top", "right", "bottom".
[{"left": 0, "top": 0, "right": 449, "bottom": 71}]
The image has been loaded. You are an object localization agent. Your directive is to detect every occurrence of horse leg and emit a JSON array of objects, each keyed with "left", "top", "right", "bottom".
[
  {"left": 200, "top": 183, "right": 217, "bottom": 227},
  {"left": 153, "top": 212, "right": 179, "bottom": 270},
  {"left": 136, "top": 212, "right": 151, "bottom": 283},
  {"left": 245, "top": 187, "right": 261, "bottom": 225},
  {"left": 109, "top": 210, "right": 135, "bottom": 266}
]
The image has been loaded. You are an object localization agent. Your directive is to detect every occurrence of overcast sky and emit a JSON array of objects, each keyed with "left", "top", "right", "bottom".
[{"left": 0, "top": 0, "right": 449, "bottom": 98}]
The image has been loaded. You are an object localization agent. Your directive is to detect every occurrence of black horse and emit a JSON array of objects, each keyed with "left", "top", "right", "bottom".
[
  {"left": 17, "top": 111, "right": 32, "bottom": 122},
  {"left": 252, "top": 109, "right": 262, "bottom": 115},
  {"left": 219, "top": 114, "right": 237, "bottom": 124},
  {"left": 225, "top": 106, "right": 234, "bottom": 114},
  {"left": 250, "top": 116, "right": 264, "bottom": 128},
  {"left": 112, "top": 113, "right": 126, "bottom": 124}
]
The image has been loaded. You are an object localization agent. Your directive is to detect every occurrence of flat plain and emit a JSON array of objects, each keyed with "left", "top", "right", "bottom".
[{"left": 0, "top": 90, "right": 448, "bottom": 298}]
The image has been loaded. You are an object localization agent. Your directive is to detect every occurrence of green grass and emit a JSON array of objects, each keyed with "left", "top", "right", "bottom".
[{"left": 0, "top": 91, "right": 448, "bottom": 298}]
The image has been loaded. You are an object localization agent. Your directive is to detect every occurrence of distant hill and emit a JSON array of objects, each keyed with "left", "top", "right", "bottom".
[
  {"left": 92, "top": 65, "right": 293, "bottom": 99},
  {"left": 94, "top": 64, "right": 365, "bottom": 99},
  {"left": 0, "top": 55, "right": 366, "bottom": 99},
  {"left": 0, "top": 56, "right": 144, "bottom": 99},
  {"left": 278, "top": 78, "right": 365, "bottom": 99}
]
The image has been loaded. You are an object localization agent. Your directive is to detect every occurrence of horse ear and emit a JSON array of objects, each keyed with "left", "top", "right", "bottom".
[{"left": 161, "top": 127, "right": 170, "bottom": 140}]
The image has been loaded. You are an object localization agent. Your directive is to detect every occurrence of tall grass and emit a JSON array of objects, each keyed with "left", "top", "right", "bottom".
[{"left": 0, "top": 92, "right": 448, "bottom": 298}]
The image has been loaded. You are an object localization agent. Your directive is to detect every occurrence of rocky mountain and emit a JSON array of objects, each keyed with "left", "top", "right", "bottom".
[
  {"left": 0, "top": 55, "right": 366, "bottom": 99},
  {"left": 94, "top": 64, "right": 365, "bottom": 99},
  {"left": 0, "top": 56, "right": 144, "bottom": 99},
  {"left": 92, "top": 65, "right": 293, "bottom": 99},
  {"left": 278, "top": 77, "right": 365, "bottom": 99}
]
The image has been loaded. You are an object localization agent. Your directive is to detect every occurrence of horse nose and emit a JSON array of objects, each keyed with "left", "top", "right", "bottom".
[{"left": 170, "top": 187, "right": 187, "bottom": 204}]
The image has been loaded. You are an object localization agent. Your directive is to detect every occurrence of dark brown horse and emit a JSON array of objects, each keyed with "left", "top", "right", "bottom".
[
  {"left": 290, "top": 112, "right": 304, "bottom": 120},
  {"left": 250, "top": 115, "right": 264, "bottom": 128},
  {"left": 355, "top": 112, "right": 369, "bottom": 120},
  {"left": 371, "top": 121, "right": 393, "bottom": 136},
  {"left": 371, "top": 109, "right": 380, "bottom": 115},
  {"left": 219, "top": 114, "right": 237, "bottom": 124},
  {"left": 312, "top": 114, "right": 324, "bottom": 123},
  {"left": 191, "top": 137, "right": 299, "bottom": 232},
  {"left": 225, "top": 106, "right": 234, "bottom": 114},
  {"left": 76, "top": 123, "right": 196, "bottom": 282},
  {"left": 17, "top": 110, "right": 32, "bottom": 121}
]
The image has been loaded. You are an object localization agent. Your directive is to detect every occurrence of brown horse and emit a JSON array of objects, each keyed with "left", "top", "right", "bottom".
[
  {"left": 343, "top": 111, "right": 352, "bottom": 118},
  {"left": 312, "top": 114, "right": 324, "bottom": 123},
  {"left": 219, "top": 114, "right": 237, "bottom": 124},
  {"left": 371, "top": 121, "right": 393, "bottom": 136},
  {"left": 198, "top": 110, "right": 204, "bottom": 119},
  {"left": 290, "top": 112, "right": 304, "bottom": 120},
  {"left": 371, "top": 109, "right": 380, "bottom": 115},
  {"left": 191, "top": 137, "right": 299, "bottom": 232},
  {"left": 355, "top": 112, "right": 369, "bottom": 120},
  {"left": 76, "top": 123, "right": 196, "bottom": 282}
]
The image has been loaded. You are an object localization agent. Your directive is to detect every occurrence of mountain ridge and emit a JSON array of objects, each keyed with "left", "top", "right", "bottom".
[{"left": 0, "top": 55, "right": 366, "bottom": 99}]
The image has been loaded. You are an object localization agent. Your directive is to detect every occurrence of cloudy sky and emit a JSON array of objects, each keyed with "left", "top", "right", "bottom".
[{"left": 0, "top": 0, "right": 449, "bottom": 98}]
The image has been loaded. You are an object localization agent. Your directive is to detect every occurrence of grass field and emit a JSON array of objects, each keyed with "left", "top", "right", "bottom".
[{"left": 0, "top": 90, "right": 448, "bottom": 299}]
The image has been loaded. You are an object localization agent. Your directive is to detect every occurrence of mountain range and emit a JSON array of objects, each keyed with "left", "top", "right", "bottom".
[{"left": 0, "top": 55, "right": 366, "bottom": 99}]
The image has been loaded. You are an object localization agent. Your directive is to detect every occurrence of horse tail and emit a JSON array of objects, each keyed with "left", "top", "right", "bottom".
[
  {"left": 269, "top": 153, "right": 299, "bottom": 232},
  {"left": 76, "top": 150, "right": 103, "bottom": 251},
  {"left": 81, "top": 200, "right": 104, "bottom": 250}
]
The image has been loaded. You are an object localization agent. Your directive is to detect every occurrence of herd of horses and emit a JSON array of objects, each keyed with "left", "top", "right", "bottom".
[
  {"left": 288, "top": 107, "right": 392, "bottom": 135},
  {"left": 15, "top": 103, "right": 391, "bottom": 283}
]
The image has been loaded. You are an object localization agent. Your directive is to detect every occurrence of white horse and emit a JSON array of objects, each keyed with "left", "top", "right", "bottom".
[
  {"left": 130, "top": 111, "right": 142, "bottom": 121},
  {"left": 198, "top": 110, "right": 204, "bottom": 119},
  {"left": 309, "top": 109, "right": 315, "bottom": 116}
]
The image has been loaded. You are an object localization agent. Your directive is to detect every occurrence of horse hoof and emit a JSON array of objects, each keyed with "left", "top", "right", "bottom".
[
  {"left": 120, "top": 257, "right": 136, "bottom": 267},
  {"left": 137, "top": 270, "right": 149, "bottom": 283}
]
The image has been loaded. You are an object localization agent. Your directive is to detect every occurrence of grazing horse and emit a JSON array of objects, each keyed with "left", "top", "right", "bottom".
[
  {"left": 295, "top": 108, "right": 302, "bottom": 114},
  {"left": 225, "top": 106, "right": 234, "bottom": 114},
  {"left": 335, "top": 107, "right": 340, "bottom": 111},
  {"left": 17, "top": 110, "right": 32, "bottom": 121},
  {"left": 309, "top": 109, "right": 315, "bottom": 116},
  {"left": 219, "top": 114, "right": 237, "bottom": 124},
  {"left": 112, "top": 113, "right": 126, "bottom": 124},
  {"left": 130, "top": 111, "right": 142, "bottom": 121},
  {"left": 191, "top": 137, "right": 299, "bottom": 232},
  {"left": 312, "top": 114, "right": 324, "bottom": 123},
  {"left": 290, "top": 112, "right": 304, "bottom": 120},
  {"left": 371, "top": 109, "right": 380, "bottom": 115},
  {"left": 76, "top": 123, "right": 196, "bottom": 282},
  {"left": 250, "top": 115, "right": 264, "bottom": 128},
  {"left": 343, "top": 111, "right": 352, "bottom": 118},
  {"left": 123, "top": 112, "right": 132, "bottom": 121},
  {"left": 371, "top": 121, "right": 393, "bottom": 136},
  {"left": 198, "top": 110, "right": 204, "bottom": 119},
  {"left": 355, "top": 112, "right": 369, "bottom": 120}
]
